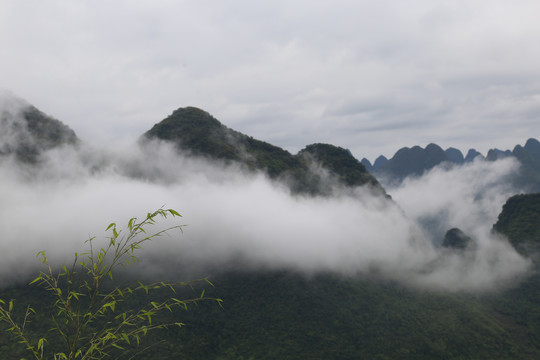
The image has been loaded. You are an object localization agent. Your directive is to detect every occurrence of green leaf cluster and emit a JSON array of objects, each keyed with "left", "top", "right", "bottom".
[{"left": 0, "top": 208, "right": 220, "bottom": 360}]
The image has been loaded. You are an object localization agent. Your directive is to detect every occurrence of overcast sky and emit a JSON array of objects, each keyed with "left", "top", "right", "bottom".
[{"left": 2, "top": 0, "right": 540, "bottom": 161}]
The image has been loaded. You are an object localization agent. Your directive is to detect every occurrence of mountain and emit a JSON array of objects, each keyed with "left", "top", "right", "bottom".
[
  {"left": 142, "top": 106, "right": 385, "bottom": 195},
  {"left": 444, "top": 147, "right": 465, "bottom": 164},
  {"left": 298, "top": 143, "right": 381, "bottom": 189},
  {"left": 486, "top": 148, "right": 512, "bottom": 161},
  {"left": 0, "top": 94, "right": 79, "bottom": 162},
  {"left": 464, "top": 148, "right": 483, "bottom": 162},
  {"left": 164, "top": 270, "right": 527, "bottom": 360},
  {"left": 364, "top": 139, "right": 540, "bottom": 191},
  {"left": 138, "top": 112, "right": 540, "bottom": 358},
  {"left": 361, "top": 155, "right": 388, "bottom": 172},
  {"left": 512, "top": 139, "right": 540, "bottom": 191},
  {"left": 370, "top": 143, "right": 448, "bottom": 182},
  {"left": 442, "top": 228, "right": 476, "bottom": 251},
  {"left": 493, "top": 193, "right": 540, "bottom": 258}
]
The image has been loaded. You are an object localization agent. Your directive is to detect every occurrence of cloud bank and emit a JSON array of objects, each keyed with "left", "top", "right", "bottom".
[
  {"left": 0, "top": 132, "right": 530, "bottom": 292},
  {"left": 385, "top": 158, "right": 530, "bottom": 290},
  {"left": 0, "top": 95, "right": 530, "bottom": 291}
]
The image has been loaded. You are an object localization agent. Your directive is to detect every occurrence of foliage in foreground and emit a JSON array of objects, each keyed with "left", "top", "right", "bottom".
[
  {"left": 2, "top": 195, "right": 540, "bottom": 359},
  {"left": 0, "top": 208, "right": 220, "bottom": 360}
]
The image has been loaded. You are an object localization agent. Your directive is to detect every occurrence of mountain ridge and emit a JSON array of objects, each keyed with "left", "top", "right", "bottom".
[
  {"left": 141, "top": 106, "right": 386, "bottom": 195},
  {"left": 1, "top": 93, "right": 537, "bottom": 194},
  {"left": 0, "top": 94, "right": 79, "bottom": 162},
  {"left": 362, "top": 139, "right": 540, "bottom": 190}
]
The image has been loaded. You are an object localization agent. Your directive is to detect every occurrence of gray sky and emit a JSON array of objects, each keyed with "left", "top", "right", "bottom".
[{"left": 2, "top": 0, "right": 540, "bottom": 161}]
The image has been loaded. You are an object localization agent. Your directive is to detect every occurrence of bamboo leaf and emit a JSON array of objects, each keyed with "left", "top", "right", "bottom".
[
  {"left": 168, "top": 209, "right": 181, "bottom": 217},
  {"left": 122, "top": 333, "right": 130, "bottom": 344},
  {"left": 111, "top": 343, "right": 125, "bottom": 350},
  {"left": 37, "top": 337, "right": 46, "bottom": 351}
]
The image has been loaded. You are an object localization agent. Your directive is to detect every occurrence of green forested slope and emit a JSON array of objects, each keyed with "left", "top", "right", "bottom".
[
  {"left": 161, "top": 272, "right": 530, "bottom": 360},
  {"left": 141, "top": 106, "right": 384, "bottom": 195},
  {"left": 0, "top": 103, "right": 79, "bottom": 162},
  {"left": 3, "top": 270, "right": 533, "bottom": 360},
  {"left": 493, "top": 193, "right": 540, "bottom": 255},
  {"left": 298, "top": 143, "right": 381, "bottom": 189}
]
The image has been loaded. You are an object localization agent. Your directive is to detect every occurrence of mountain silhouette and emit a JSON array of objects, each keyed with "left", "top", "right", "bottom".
[
  {"left": 142, "top": 106, "right": 385, "bottom": 195},
  {"left": 0, "top": 93, "right": 79, "bottom": 162}
]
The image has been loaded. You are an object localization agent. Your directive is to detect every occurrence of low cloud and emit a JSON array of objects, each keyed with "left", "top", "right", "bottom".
[
  {"left": 385, "top": 158, "right": 531, "bottom": 290},
  {"left": 0, "top": 97, "right": 531, "bottom": 291},
  {"left": 0, "top": 136, "right": 531, "bottom": 292}
]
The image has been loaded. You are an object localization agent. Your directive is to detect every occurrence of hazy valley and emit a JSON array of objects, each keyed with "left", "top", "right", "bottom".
[{"left": 1, "top": 93, "right": 540, "bottom": 359}]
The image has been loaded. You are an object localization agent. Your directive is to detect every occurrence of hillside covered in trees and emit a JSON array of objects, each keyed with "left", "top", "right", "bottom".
[
  {"left": 2, "top": 192, "right": 540, "bottom": 359},
  {"left": 141, "top": 106, "right": 384, "bottom": 195}
]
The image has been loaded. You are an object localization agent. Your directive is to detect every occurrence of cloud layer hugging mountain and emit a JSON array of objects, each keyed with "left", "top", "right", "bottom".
[{"left": 0, "top": 140, "right": 529, "bottom": 291}]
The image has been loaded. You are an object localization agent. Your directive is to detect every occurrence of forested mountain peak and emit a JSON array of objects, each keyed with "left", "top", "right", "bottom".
[
  {"left": 142, "top": 106, "right": 384, "bottom": 195},
  {"left": 160, "top": 106, "right": 224, "bottom": 133},
  {"left": 372, "top": 142, "right": 448, "bottom": 181},
  {"left": 442, "top": 228, "right": 476, "bottom": 251},
  {"left": 524, "top": 138, "right": 540, "bottom": 156},
  {"left": 445, "top": 147, "right": 465, "bottom": 164},
  {"left": 493, "top": 193, "right": 540, "bottom": 258},
  {"left": 0, "top": 93, "right": 79, "bottom": 162},
  {"left": 464, "top": 149, "right": 483, "bottom": 162},
  {"left": 142, "top": 106, "right": 243, "bottom": 161},
  {"left": 299, "top": 143, "right": 380, "bottom": 188}
]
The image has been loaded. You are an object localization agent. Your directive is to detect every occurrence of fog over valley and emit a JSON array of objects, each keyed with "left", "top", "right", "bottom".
[{"left": 0, "top": 97, "right": 531, "bottom": 292}]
